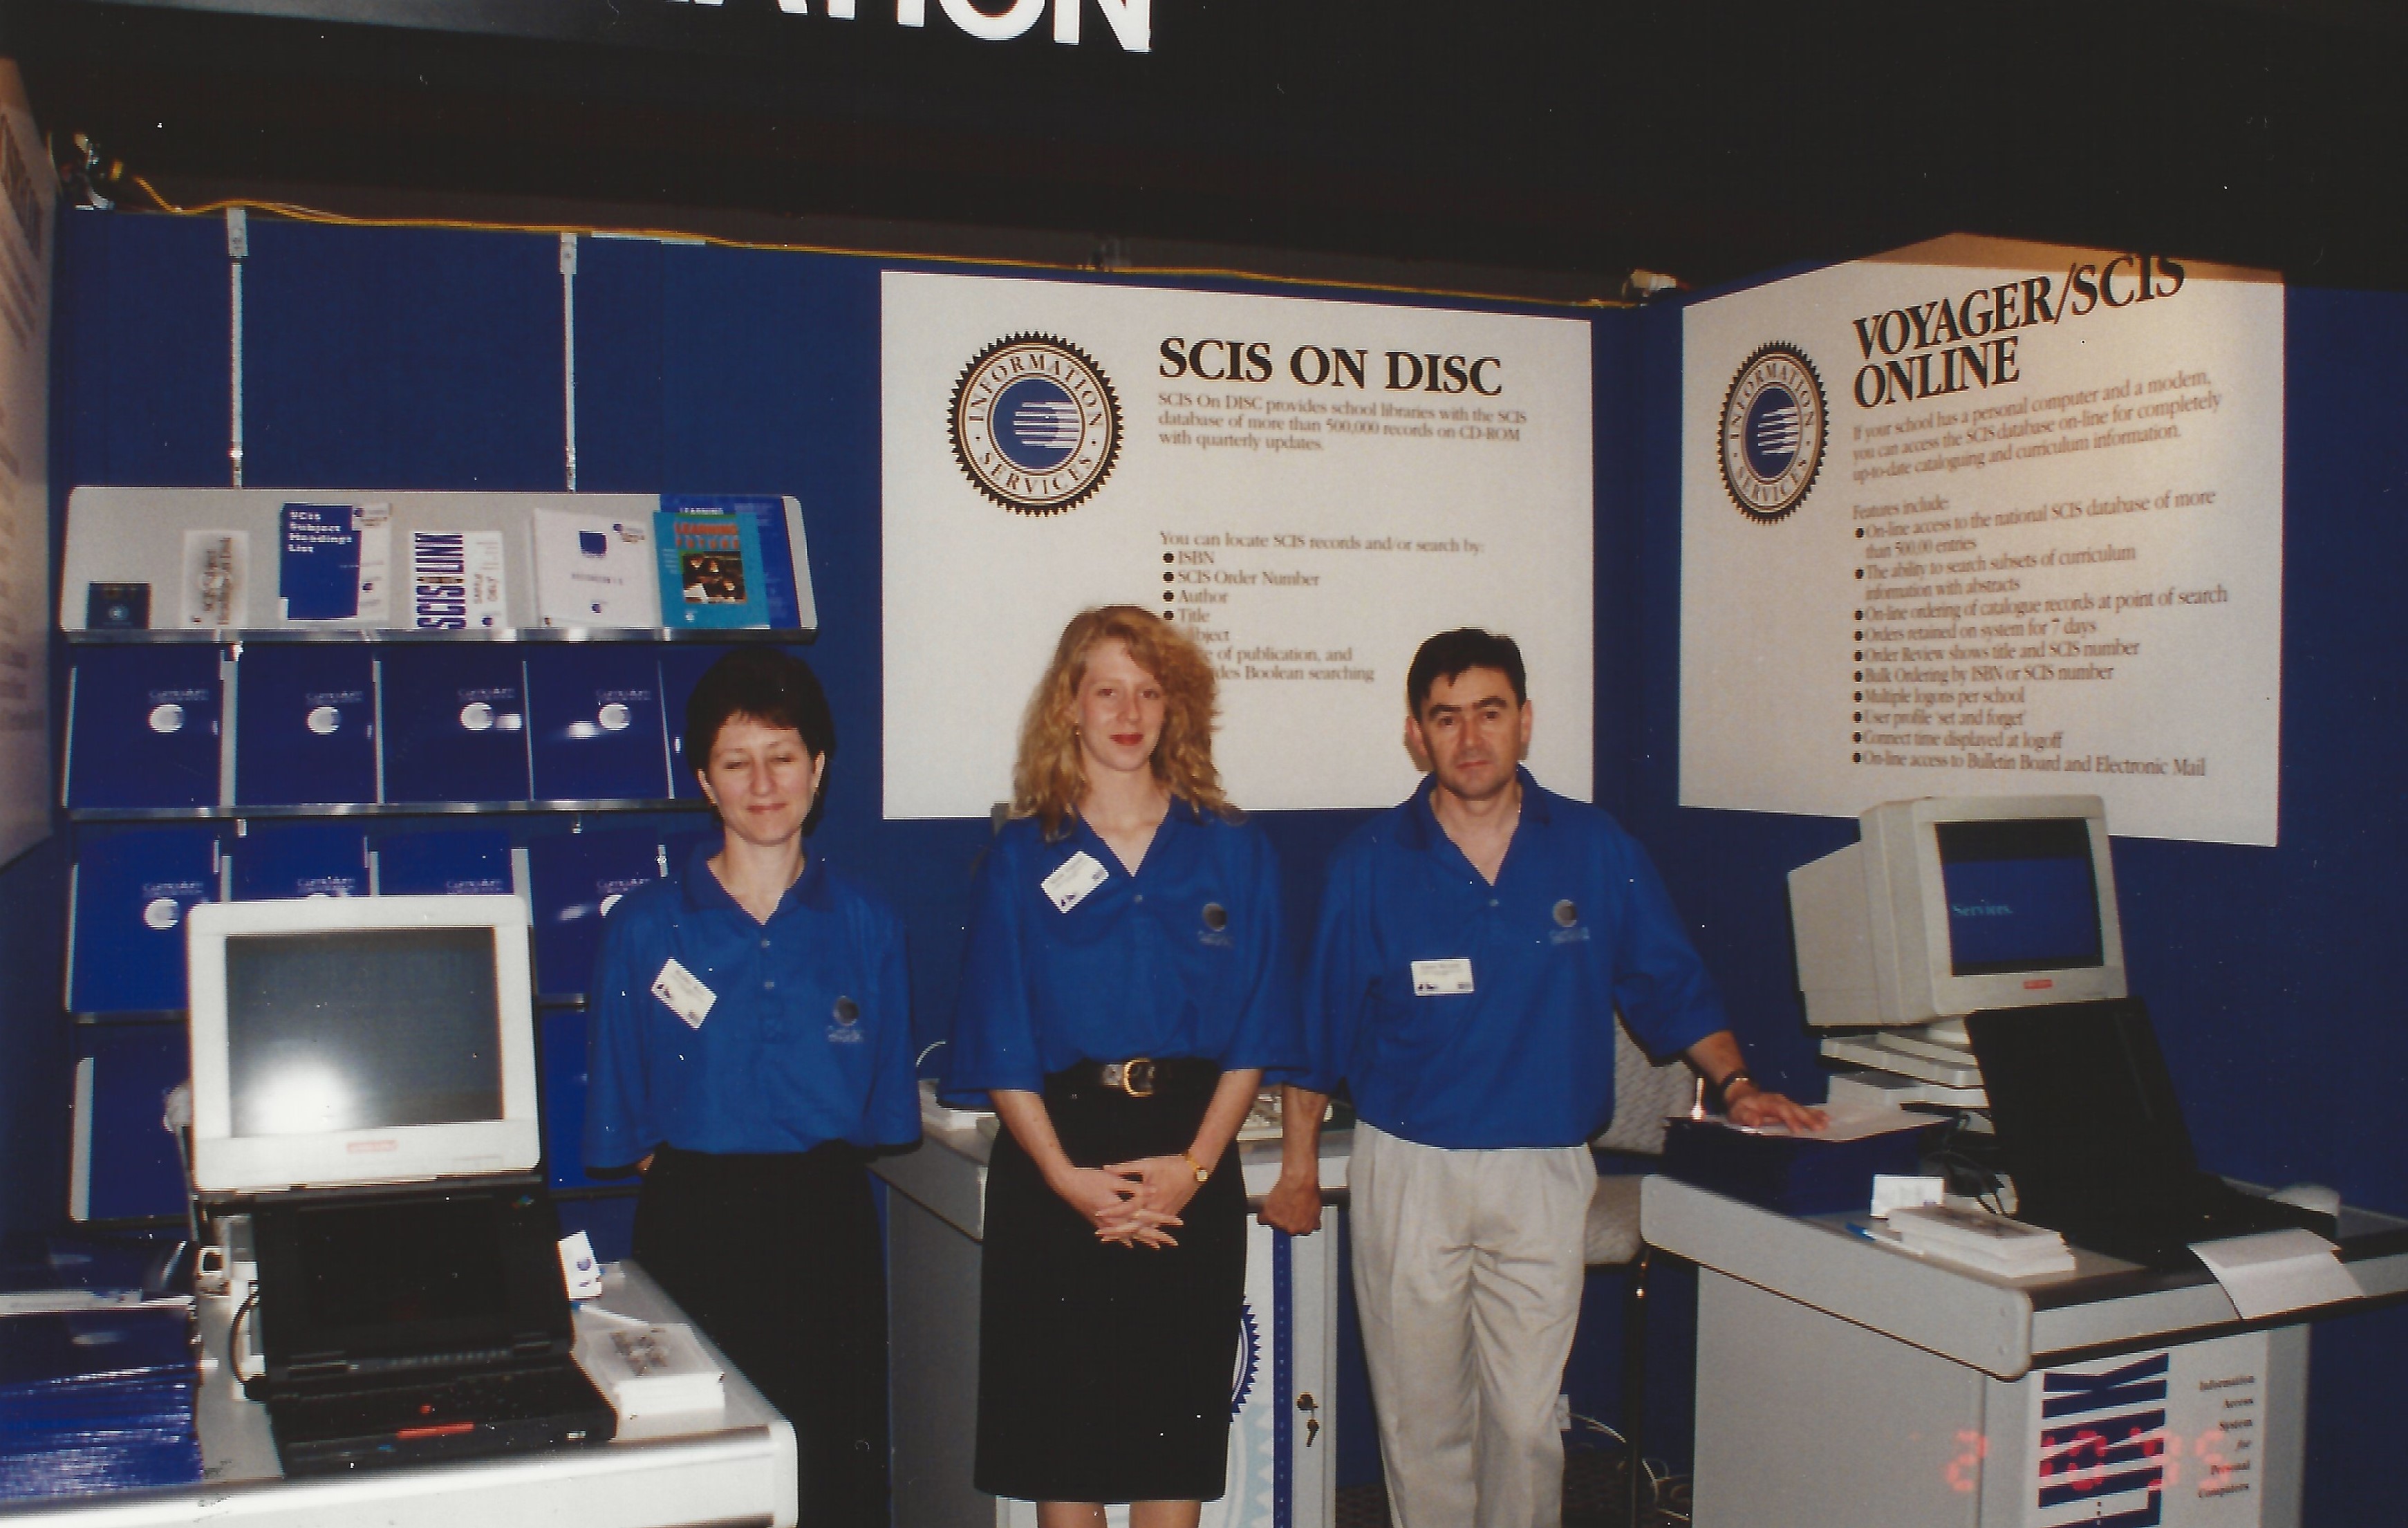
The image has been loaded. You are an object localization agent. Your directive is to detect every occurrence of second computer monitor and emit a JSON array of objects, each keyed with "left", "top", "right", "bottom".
[{"left": 1791, "top": 794, "right": 2127, "bottom": 1028}]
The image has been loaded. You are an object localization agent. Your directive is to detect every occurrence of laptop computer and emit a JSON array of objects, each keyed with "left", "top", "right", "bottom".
[
  {"left": 245, "top": 1181, "right": 615, "bottom": 1475},
  {"left": 1965, "top": 997, "right": 2336, "bottom": 1271},
  {"left": 187, "top": 897, "right": 617, "bottom": 1475}
]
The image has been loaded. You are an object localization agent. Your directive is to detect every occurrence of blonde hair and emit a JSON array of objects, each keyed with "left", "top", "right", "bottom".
[{"left": 1012, "top": 606, "right": 1231, "bottom": 837}]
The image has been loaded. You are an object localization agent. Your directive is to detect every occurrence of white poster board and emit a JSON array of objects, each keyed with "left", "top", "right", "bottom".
[
  {"left": 881, "top": 272, "right": 1594, "bottom": 819},
  {"left": 1681, "top": 235, "right": 2283, "bottom": 845},
  {"left": 0, "top": 61, "right": 53, "bottom": 870}
]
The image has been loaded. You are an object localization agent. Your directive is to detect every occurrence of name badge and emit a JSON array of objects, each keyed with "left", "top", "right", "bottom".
[
  {"left": 1410, "top": 958, "right": 1475, "bottom": 996},
  {"left": 1041, "top": 850, "right": 1110, "bottom": 913},
  {"left": 651, "top": 958, "right": 718, "bottom": 1029}
]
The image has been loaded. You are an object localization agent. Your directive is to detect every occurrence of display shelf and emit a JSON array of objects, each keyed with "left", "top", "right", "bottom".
[
  {"left": 62, "top": 626, "right": 816, "bottom": 645},
  {"left": 60, "top": 486, "right": 818, "bottom": 640},
  {"left": 68, "top": 798, "right": 713, "bottom": 823}
]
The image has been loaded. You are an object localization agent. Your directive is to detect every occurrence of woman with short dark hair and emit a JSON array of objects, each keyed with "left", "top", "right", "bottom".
[
  {"left": 584, "top": 646, "right": 915, "bottom": 1528},
  {"left": 948, "top": 606, "right": 1301, "bottom": 1528}
]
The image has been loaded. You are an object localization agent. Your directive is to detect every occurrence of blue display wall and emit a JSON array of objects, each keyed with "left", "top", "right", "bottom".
[{"left": 16, "top": 209, "right": 2404, "bottom": 1516}]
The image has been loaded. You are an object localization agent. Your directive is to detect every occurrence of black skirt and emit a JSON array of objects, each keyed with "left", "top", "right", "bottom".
[
  {"left": 974, "top": 1063, "right": 1246, "bottom": 1504},
  {"left": 633, "top": 1142, "right": 889, "bottom": 1528}
]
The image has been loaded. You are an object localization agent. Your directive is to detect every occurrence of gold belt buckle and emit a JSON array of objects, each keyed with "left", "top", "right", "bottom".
[{"left": 1105, "top": 1058, "right": 1157, "bottom": 1097}]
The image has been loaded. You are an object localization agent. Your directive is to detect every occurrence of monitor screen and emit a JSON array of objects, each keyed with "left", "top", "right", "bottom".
[
  {"left": 223, "top": 926, "right": 504, "bottom": 1138},
  {"left": 297, "top": 1196, "right": 510, "bottom": 1334},
  {"left": 1934, "top": 817, "right": 2104, "bottom": 976}
]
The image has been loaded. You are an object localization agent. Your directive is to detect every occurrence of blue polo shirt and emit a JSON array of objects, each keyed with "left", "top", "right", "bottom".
[
  {"left": 945, "top": 803, "right": 1301, "bottom": 1101},
  {"left": 582, "top": 843, "right": 920, "bottom": 1168},
  {"left": 1287, "top": 770, "right": 1726, "bottom": 1149}
]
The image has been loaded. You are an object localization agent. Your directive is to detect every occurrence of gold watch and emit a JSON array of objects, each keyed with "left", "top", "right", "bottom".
[{"left": 1179, "top": 1150, "right": 1212, "bottom": 1184}]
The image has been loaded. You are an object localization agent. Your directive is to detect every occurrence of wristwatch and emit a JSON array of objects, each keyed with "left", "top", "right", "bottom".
[{"left": 1179, "top": 1150, "right": 1212, "bottom": 1184}]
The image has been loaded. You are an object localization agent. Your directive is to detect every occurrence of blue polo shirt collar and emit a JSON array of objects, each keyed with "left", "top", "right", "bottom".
[
  {"left": 678, "top": 839, "right": 832, "bottom": 920},
  {"left": 1063, "top": 795, "right": 1205, "bottom": 868},
  {"left": 1398, "top": 766, "right": 1553, "bottom": 856}
]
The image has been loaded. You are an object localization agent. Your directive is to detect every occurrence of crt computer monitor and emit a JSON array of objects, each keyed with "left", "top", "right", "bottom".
[
  {"left": 1789, "top": 794, "right": 2127, "bottom": 1030},
  {"left": 186, "top": 894, "right": 540, "bottom": 1197}
]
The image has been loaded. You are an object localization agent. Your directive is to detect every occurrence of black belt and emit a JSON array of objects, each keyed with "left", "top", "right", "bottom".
[{"left": 1051, "top": 1056, "right": 1219, "bottom": 1099}]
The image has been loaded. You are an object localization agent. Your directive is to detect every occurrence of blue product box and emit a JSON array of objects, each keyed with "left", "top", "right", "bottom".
[
  {"left": 374, "top": 828, "right": 514, "bottom": 897},
  {"left": 378, "top": 644, "right": 531, "bottom": 804},
  {"left": 227, "top": 821, "right": 368, "bottom": 901},
  {"left": 71, "top": 1025, "right": 190, "bottom": 1224},
  {"left": 232, "top": 645, "right": 376, "bottom": 807},
  {"left": 64, "top": 646, "right": 223, "bottom": 810},
  {"left": 67, "top": 828, "right": 220, "bottom": 1014},
  {"left": 527, "top": 830, "right": 665, "bottom": 1000},
  {"left": 525, "top": 646, "right": 669, "bottom": 802}
]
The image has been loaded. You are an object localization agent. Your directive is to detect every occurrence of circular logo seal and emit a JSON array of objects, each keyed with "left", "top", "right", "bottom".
[
  {"left": 1719, "top": 342, "right": 1827, "bottom": 523},
  {"left": 950, "top": 334, "right": 1123, "bottom": 515}
]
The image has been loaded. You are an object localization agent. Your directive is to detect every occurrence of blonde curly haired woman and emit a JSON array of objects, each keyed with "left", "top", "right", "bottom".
[{"left": 944, "top": 606, "right": 1300, "bottom": 1528}]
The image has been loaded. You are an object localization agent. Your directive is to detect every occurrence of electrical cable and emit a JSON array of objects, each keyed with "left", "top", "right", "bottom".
[
  {"left": 118, "top": 175, "right": 1636, "bottom": 313},
  {"left": 230, "top": 1288, "right": 262, "bottom": 1383},
  {"left": 1925, "top": 1111, "right": 2010, "bottom": 1214}
]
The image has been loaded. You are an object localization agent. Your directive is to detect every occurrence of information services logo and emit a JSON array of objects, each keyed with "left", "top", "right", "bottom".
[
  {"left": 1719, "top": 342, "right": 1827, "bottom": 523},
  {"left": 950, "top": 333, "right": 1123, "bottom": 515}
]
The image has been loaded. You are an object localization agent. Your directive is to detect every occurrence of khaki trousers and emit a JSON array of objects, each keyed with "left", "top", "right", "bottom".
[{"left": 1350, "top": 1123, "right": 1596, "bottom": 1528}]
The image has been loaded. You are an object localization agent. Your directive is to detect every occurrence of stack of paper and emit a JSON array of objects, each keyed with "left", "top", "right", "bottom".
[
  {"left": 2192, "top": 1229, "right": 2364, "bottom": 1319},
  {"left": 0, "top": 1307, "right": 201, "bottom": 1500},
  {"left": 1888, "top": 1203, "right": 2078, "bottom": 1278},
  {"left": 573, "top": 1314, "right": 724, "bottom": 1419}
]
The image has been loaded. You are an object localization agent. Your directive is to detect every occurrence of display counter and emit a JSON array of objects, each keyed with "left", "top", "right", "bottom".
[
  {"left": 1643, "top": 1175, "right": 2408, "bottom": 1528},
  {"left": 0, "top": 1262, "right": 796, "bottom": 1528}
]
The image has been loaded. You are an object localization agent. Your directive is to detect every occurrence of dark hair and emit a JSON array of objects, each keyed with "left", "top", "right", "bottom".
[
  {"left": 684, "top": 647, "right": 837, "bottom": 833},
  {"left": 1406, "top": 628, "right": 1528, "bottom": 715}
]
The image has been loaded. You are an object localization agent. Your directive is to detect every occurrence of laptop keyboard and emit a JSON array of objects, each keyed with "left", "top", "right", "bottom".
[{"left": 270, "top": 1361, "right": 608, "bottom": 1438}]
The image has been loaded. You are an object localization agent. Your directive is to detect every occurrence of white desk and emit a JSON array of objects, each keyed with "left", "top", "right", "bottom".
[
  {"left": 873, "top": 1119, "right": 1352, "bottom": 1528},
  {"left": 0, "top": 1263, "right": 796, "bottom": 1528},
  {"left": 1643, "top": 1176, "right": 2408, "bottom": 1528}
]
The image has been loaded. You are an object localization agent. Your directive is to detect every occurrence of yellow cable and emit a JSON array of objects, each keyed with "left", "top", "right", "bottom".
[{"left": 125, "top": 175, "right": 1630, "bottom": 310}]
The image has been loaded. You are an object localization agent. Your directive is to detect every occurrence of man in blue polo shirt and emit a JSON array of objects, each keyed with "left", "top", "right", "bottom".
[{"left": 1263, "top": 628, "right": 1821, "bottom": 1528}]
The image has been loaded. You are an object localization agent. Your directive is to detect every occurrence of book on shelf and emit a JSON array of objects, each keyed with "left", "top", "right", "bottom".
[
  {"left": 403, "top": 529, "right": 507, "bottom": 631},
  {"left": 660, "top": 496, "right": 805, "bottom": 628},
  {"left": 178, "top": 530, "right": 250, "bottom": 629},
  {"left": 653, "top": 509, "right": 768, "bottom": 629},
  {"left": 532, "top": 509, "right": 660, "bottom": 628},
  {"left": 278, "top": 503, "right": 391, "bottom": 626}
]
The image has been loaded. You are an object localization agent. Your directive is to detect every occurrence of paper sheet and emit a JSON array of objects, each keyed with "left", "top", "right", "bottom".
[
  {"left": 1704, "top": 1099, "right": 1939, "bottom": 1143},
  {"left": 2190, "top": 1227, "right": 2364, "bottom": 1319}
]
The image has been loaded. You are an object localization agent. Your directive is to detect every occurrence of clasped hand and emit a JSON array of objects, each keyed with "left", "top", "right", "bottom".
[{"left": 1050, "top": 1157, "right": 1202, "bottom": 1249}]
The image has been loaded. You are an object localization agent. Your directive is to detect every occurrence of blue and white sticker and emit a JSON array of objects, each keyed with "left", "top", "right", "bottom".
[
  {"left": 1410, "top": 958, "right": 1475, "bottom": 996},
  {"left": 1041, "top": 850, "right": 1111, "bottom": 913}
]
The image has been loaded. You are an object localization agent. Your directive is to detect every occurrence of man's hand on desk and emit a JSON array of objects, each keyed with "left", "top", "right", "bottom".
[
  {"left": 1260, "top": 1170, "right": 1325, "bottom": 1236},
  {"left": 1724, "top": 1083, "right": 1828, "bottom": 1133}
]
